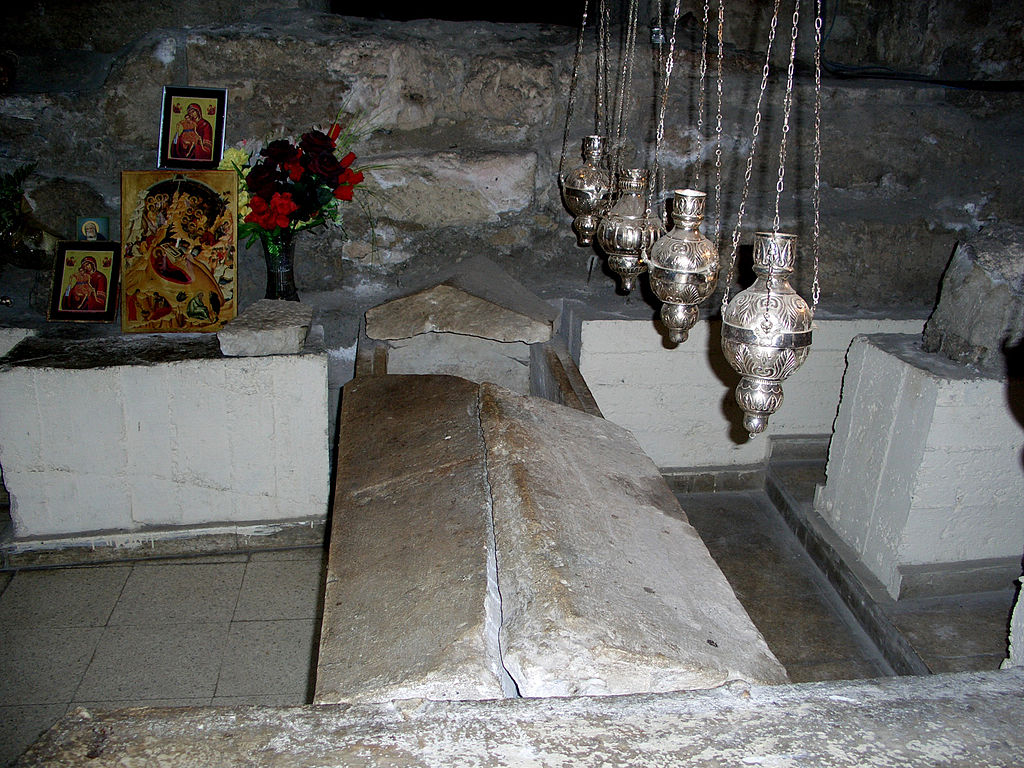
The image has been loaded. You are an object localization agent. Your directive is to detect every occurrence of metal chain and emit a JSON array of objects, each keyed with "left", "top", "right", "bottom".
[
  {"left": 610, "top": 0, "right": 640, "bottom": 189},
  {"left": 648, "top": 0, "right": 683, "bottom": 220},
  {"left": 558, "top": 0, "right": 591, "bottom": 185},
  {"left": 811, "top": 0, "right": 823, "bottom": 308},
  {"left": 712, "top": 0, "right": 725, "bottom": 247},
  {"left": 771, "top": 1, "right": 801, "bottom": 235},
  {"left": 722, "top": 0, "right": 781, "bottom": 312},
  {"left": 694, "top": 0, "right": 711, "bottom": 189},
  {"left": 598, "top": 0, "right": 611, "bottom": 138}
]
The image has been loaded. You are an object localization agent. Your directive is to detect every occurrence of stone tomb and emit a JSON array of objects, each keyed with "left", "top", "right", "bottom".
[{"left": 315, "top": 374, "right": 786, "bottom": 703}]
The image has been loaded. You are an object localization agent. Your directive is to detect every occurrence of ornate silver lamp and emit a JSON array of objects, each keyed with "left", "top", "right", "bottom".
[
  {"left": 595, "top": 168, "right": 663, "bottom": 293},
  {"left": 647, "top": 189, "right": 719, "bottom": 343},
  {"left": 560, "top": 135, "right": 610, "bottom": 247},
  {"left": 721, "top": 231, "right": 813, "bottom": 437}
]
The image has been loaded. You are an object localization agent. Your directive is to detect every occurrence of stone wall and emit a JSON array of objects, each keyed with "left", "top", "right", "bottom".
[{"left": 0, "top": 1, "right": 1022, "bottom": 363}]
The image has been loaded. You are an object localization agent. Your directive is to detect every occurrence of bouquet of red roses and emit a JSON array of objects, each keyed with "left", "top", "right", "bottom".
[{"left": 235, "top": 125, "right": 365, "bottom": 246}]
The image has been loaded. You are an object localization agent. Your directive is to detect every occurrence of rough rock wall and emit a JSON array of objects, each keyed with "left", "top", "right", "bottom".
[{"left": 0, "top": 1, "right": 1022, "bottom": 353}]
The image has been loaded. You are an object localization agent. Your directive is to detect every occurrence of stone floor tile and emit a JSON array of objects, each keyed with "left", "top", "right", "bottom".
[
  {"left": 216, "top": 619, "right": 318, "bottom": 699},
  {"left": 0, "top": 566, "right": 130, "bottom": 628},
  {"left": 0, "top": 703, "right": 67, "bottom": 768},
  {"left": 742, "top": 591, "right": 872, "bottom": 667},
  {"left": 703, "top": 534, "right": 823, "bottom": 601},
  {"left": 108, "top": 562, "right": 246, "bottom": 625},
  {"left": 674, "top": 491, "right": 772, "bottom": 542},
  {"left": 248, "top": 546, "right": 326, "bottom": 562},
  {"left": 891, "top": 593, "right": 1014, "bottom": 663},
  {"left": 785, "top": 659, "right": 889, "bottom": 683},
  {"left": 925, "top": 654, "right": 1007, "bottom": 674},
  {"left": 73, "top": 622, "right": 230, "bottom": 702},
  {"left": 132, "top": 553, "right": 250, "bottom": 566},
  {"left": 232, "top": 558, "right": 325, "bottom": 621},
  {"left": 0, "top": 627, "right": 103, "bottom": 704}
]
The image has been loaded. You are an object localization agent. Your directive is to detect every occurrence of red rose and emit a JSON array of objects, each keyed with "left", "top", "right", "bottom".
[
  {"left": 339, "top": 151, "right": 356, "bottom": 168},
  {"left": 300, "top": 130, "right": 336, "bottom": 156},
  {"left": 245, "top": 192, "right": 299, "bottom": 230}
]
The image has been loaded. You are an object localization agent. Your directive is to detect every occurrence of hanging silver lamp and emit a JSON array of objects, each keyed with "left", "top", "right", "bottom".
[
  {"left": 721, "top": 231, "right": 813, "bottom": 438},
  {"left": 595, "top": 167, "right": 663, "bottom": 293},
  {"left": 647, "top": 189, "right": 719, "bottom": 344},
  {"left": 560, "top": 135, "right": 610, "bottom": 247}
]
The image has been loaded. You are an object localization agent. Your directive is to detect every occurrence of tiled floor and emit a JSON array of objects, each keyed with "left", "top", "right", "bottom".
[{"left": 0, "top": 548, "right": 326, "bottom": 767}]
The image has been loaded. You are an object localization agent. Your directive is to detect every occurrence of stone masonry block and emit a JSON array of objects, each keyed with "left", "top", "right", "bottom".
[{"left": 218, "top": 299, "right": 314, "bottom": 357}]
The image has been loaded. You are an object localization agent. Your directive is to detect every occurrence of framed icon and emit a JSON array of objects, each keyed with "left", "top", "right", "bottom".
[
  {"left": 47, "top": 241, "right": 121, "bottom": 323},
  {"left": 157, "top": 86, "right": 227, "bottom": 170},
  {"left": 120, "top": 169, "right": 237, "bottom": 333},
  {"left": 77, "top": 216, "right": 109, "bottom": 241}
]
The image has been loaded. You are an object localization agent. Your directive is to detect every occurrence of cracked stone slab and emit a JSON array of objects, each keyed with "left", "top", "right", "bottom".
[
  {"left": 314, "top": 374, "right": 508, "bottom": 704},
  {"left": 18, "top": 670, "right": 1024, "bottom": 767},
  {"left": 218, "top": 299, "right": 314, "bottom": 356},
  {"left": 480, "top": 382, "right": 788, "bottom": 696}
]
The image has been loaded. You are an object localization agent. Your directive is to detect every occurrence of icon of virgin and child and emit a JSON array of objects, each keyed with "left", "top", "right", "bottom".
[{"left": 169, "top": 102, "right": 214, "bottom": 161}]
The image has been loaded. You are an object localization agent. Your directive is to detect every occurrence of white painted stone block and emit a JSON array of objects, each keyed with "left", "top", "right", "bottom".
[
  {"left": 0, "top": 336, "right": 329, "bottom": 540},
  {"left": 579, "top": 316, "right": 923, "bottom": 469},
  {"left": 815, "top": 333, "right": 1024, "bottom": 598}
]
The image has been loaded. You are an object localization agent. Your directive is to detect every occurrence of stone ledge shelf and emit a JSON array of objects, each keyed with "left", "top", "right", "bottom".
[
  {"left": 315, "top": 374, "right": 786, "bottom": 705},
  {"left": 0, "top": 332, "right": 330, "bottom": 552}
]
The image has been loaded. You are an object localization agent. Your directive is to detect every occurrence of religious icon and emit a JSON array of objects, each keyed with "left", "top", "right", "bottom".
[
  {"left": 47, "top": 241, "right": 121, "bottom": 323},
  {"left": 157, "top": 86, "right": 227, "bottom": 170},
  {"left": 77, "top": 216, "right": 109, "bottom": 241},
  {"left": 120, "top": 170, "right": 237, "bottom": 333}
]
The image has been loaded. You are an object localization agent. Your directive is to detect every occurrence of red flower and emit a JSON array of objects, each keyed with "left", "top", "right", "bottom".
[
  {"left": 339, "top": 151, "right": 356, "bottom": 168},
  {"left": 283, "top": 156, "right": 305, "bottom": 182},
  {"left": 334, "top": 184, "right": 355, "bottom": 201},
  {"left": 245, "top": 192, "right": 300, "bottom": 230}
]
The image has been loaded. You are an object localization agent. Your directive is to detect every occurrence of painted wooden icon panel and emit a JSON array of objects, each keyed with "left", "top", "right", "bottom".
[{"left": 120, "top": 170, "right": 237, "bottom": 333}]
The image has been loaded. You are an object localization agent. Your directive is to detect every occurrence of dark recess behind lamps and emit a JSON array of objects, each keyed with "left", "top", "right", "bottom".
[{"left": 330, "top": 0, "right": 582, "bottom": 26}]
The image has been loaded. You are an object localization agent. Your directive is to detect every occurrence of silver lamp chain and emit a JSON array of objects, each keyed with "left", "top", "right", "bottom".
[
  {"left": 771, "top": 1, "right": 801, "bottom": 236},
  {"left": 694, "top": 0, "right": 711, "bottom": 189},
  {"left": 648, "top": 0, "right": 683, "bottom": 221},
  {"left": 558, "top": 0, "right": 590, "bottom": 185},
  {"left": 762, "top": 0, "right": 800, "bottom": 332},
  {"left": 713, "top": 0, "right": 725, "bottom": 247},
  {"left": 721, "top": 0, "right": 782, "bottom": 313},
  {"left": 611, "top": 0, "right": 641, "bottom": 188},
  {"left": 812, "top": 0, "right": 823, "bottom": 308}
]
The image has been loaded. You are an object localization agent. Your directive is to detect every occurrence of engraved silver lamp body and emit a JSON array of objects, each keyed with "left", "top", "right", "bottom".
[
  {"left": 721, "top": 231, "right": 813, "bottom": 437},
  {"left": 648, "top": 189, "right": 719, "bottom": 344},
  {"left": 595, "top": 168, "right": 663, "bottom": 293},
  {"left": 560, "top": 135, "right": 610, "bottom": 247}
]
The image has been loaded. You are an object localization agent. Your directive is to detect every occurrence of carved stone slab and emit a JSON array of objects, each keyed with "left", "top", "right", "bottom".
[
  {"left": 480, "top": 383, "right": 788, "bottom": 696},
  {"left": 314, "top": 375, "right": 508, "bottom": 704}
]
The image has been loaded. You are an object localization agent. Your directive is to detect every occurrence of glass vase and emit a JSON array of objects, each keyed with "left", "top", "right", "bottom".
[{"left": 262, "top": 230, "right": 299, "bottom": 301}]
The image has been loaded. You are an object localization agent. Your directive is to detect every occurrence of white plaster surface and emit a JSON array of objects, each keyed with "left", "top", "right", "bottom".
[
  {"left": 0, "top": 352, "right": 330, "bottom": 538},
  {"left": 578, "top": 316, "right": 924, "bottom": 468},
  {"left": 815, "top": 334, "right": 1024, "bottom": 598}
]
